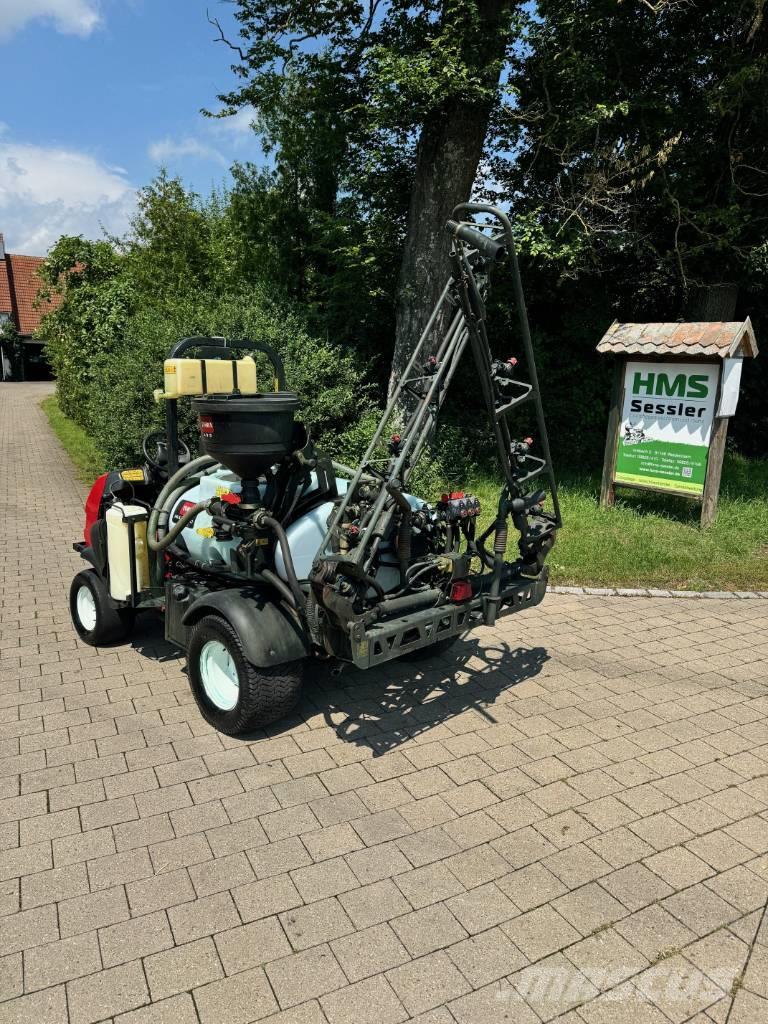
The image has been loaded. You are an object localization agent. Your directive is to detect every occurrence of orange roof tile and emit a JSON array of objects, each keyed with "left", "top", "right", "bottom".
[
  {"left": 596, "top": 319, "right": 759, "bottom": 359},
  {"left": 0, "top": 260, "right": 11, "bottom": 316},
  {"left": 4, "top": 253, "right": 62, "bottom": 336}
]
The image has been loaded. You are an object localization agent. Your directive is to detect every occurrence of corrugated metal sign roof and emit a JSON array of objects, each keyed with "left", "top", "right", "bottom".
[{"left": 596, "top": 319, "right": 759, "bottom": 358}]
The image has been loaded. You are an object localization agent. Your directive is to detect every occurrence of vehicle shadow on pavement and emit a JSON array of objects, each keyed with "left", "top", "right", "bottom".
[
  {"left": 124, "top": 615, "right": 549, "bottom": 756},
  {"left": 306, "top": 639, "right": 550, "bottom": 757},
  {"left": 128, "top": 614, "right": 184, "bottom": 663}
]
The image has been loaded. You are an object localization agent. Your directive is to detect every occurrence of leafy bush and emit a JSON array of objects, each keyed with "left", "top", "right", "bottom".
[
  {"left": 37, "top": 175, "right": 374, "bottom": 469},
  {"left": 84, "top": 286, "right": 373, "bottom": 468}
]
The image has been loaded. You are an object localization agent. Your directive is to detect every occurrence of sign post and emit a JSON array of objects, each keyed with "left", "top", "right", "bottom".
[{"left": 597, "top": 321, "right": 758, "bottom": 525}]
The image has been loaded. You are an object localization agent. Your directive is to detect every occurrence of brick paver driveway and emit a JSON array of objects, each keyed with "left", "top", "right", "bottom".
[{"left": 2, "top": 381, "right": 768, "bottom": 1024}]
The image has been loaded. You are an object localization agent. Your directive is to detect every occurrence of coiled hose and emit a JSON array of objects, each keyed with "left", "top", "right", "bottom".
[{"left": 148, "top": 455, "right": 217, "bottom": 583}]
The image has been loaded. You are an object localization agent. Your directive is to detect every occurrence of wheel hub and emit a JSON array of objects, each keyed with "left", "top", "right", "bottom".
[
  {"left": 199, "top": 640, "right": 239, "bottom": 711},
  {"left": 76, "top": 586, "right": 97, "bottom": 632}
]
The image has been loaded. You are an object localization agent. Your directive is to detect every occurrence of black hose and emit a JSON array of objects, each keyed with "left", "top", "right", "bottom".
[
  {"left": 261, "top": 515, "right": 307, "bottom": 611},
  {"left": 261, "top": 568, "right": 298, "bottom": 609},
  {"left": 166, "top": 545, "right": 297, "bottom": 610}
]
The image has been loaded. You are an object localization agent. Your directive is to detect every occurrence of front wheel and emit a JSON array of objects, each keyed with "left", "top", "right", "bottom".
[
  {"left": 187, "top": 614, "right": 305, "bottom": 736},
  {"left": 69, "top": 569, "right": 135, "bottom": 646}
]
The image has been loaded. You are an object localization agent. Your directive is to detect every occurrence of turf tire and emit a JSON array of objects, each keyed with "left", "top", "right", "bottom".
[
  {"left": 187, "top": 614, "right": 305, "bottom": 736},
  {"left": 69, "top": 569, "right": 135, "bottom": 646}
]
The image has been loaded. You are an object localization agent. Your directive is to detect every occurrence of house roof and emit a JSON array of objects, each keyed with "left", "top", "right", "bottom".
[
  {"left": 596, "top": 319, "right": 759, "bottom": 359},
  {"left": 0, "top": 250, "right": 62, "bottom": 337},
  {"left": 0, "top": 260, "right": 11, "bottom": 317}
]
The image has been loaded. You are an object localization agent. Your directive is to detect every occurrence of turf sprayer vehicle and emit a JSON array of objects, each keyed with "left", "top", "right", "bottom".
[{"left": 69, "top": 205, "right": 561, "bottom": 736}]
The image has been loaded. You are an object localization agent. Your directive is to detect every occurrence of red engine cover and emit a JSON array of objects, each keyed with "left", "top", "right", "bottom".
[{"left": 84, "top": 473, "right": 109, "bottom": 544}]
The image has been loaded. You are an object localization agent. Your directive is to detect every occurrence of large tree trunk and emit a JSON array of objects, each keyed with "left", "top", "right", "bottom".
[{"left": 389, "top": 0, "right": 513, "bottom": 405}]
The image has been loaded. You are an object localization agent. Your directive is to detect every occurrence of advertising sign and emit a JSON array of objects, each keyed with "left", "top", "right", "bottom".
[{"left": 614, "top": 361, "right": 719, "bottom": 495}]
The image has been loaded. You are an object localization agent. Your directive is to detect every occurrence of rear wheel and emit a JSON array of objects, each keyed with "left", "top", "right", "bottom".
[
  {"left": 187, "top": 614, "right": 305, "bottom": 736},
  {"left": 69, "top": 569, "right": 135, "bottom": 646}
]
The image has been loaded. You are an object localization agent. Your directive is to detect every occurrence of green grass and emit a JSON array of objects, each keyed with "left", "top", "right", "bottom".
[
  {"left": 41, "top": 395, "right": 105, "bottom": 485},
  {"left": 471, "top": 456, "right": 768, "bottom": 591},
  {"left": 41, "top": 394, "right": 768, "bottom": 591}
]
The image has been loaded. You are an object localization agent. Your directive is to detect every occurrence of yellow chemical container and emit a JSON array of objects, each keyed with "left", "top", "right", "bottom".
[
  {"left": 162, "top": 357, "right": 258, "bottom": 398},
  {"left": 106, "top": 504, "right": 150, "bottom": 601}
]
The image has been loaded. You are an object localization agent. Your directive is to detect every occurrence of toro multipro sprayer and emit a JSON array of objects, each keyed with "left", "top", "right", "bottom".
[{"left": 70, "top": 205, "right": 561, "bottom": 736}]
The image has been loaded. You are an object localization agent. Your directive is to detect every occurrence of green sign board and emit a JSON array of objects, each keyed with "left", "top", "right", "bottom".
[{"left": 614, "top": 361, "right": 719, "bottom": 496}]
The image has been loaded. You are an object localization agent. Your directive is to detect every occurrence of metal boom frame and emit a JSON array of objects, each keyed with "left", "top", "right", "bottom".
[{"left": 312, "top": 205, "right": 561, "bottom": 636}]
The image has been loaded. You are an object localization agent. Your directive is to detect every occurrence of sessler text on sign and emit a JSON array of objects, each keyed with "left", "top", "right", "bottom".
[{"left": 614, "top": 360, "right": 719, "bottom": 496}]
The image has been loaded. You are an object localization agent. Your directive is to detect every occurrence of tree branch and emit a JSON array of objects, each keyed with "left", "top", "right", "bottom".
[{"left": 207, "top": 10, "right": 246, "bottom": 62}]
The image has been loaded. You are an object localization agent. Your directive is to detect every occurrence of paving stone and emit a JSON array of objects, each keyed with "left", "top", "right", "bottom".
[
  {"left": 394, "top": 861, "right": 465, "bottom": 909},
  {"left": 248, "top": 836, "right": 312, "bottom": 879},
  {"left": 633, "top": 954, "right": 725, "bottom": 1024},
  {"left": 258, "top": 1000, "right": 327, "bottom": 1024},
  {"left": 125, "top": 868, "right": 195, "bottom": 916},
  {"left": 564, "top": 927, "right": 649, "bottom": 986},
  {"left": 143, "top": 937, "right": 224, "bottom": 1001},
  {"left": 330, "top": 922, "right": 410, "bottom": 982},
  {"left": 59, "top": 886, "right": 130, "bottom": 938},
  {"left": 115, "top": 993, "right": 199, "bottom": 1024},
  {"left": 662, "top": 883, "right": 741, "bottom": 936},
  {"left": 87, "top": 849, "right": 153, "bottom": 892},
  {"left": 98, "top": 910, "right": 173, "bottom": 967},
  {"left": 291, "top": 856, "right": 360, "bottom": 903},
  {"left": 0, "top": 952, "right": 22, "bottom": 1001},
  {"left": 644, "top": 846, "right": 715, "bottom": 889},
  {"left": 445, "top": 881, "right": 518, "bottom": 933},
  {"left": 193, "top": 966, "right": 279, "bottom": 1024},
  {"left": 215, "top": 917, "right": 292, "bottom": 975},
  {"left": 497, "top": 862, "right": 567, "bottom": 912},
  {"left": 320, "top": 975, "right": 407, "bottom": 1024},
  {"left": 22, "top": 861, "right": 89, "bottom": 908},
  {"left": 444, "top": 844, "right": 510, "bottom": 887},
  {"left": 188, "top": 850, "right": 255, "bottom": 896},
  {"left": 280, "top": 896, "right": 354, "bottom": 950},
  {"left": 446, "top": 926, "right": 526, "bottom": 987},
  {"left": 67, "top": 962, "right": 149, "bottom": 1024},
  {"left": 614, "top": 904, "right": 697, "bottom": 961},
  {"left": 344, "top": 841, "right": 411, "bottom": 884},
  {"left": 391, "top": 903, "right": 467, "bottom": 957},
  {"left": 386, "top": 950, "right": 471, "bottom": 1017},
  {"left": 0, "top": 985, "right": 68, "bottom": 1024},
  {"left": 551, "top": 881, "right": 628, "bottom": 935},
  {"left": 449, "top": 978, "right": 539, "bottom": 1024},
  {"left": 338, "top": 878, "right": 410, "bottom": 929},
  {"left": 706, "top": 864, "right": 768, "bottom": 912},
  {"left": 600, "top": 862, "right": 674, "bottom": 911},
  {"left": 302, "top": 824, "right": 363, "bottom": 863},
  {"left": 167, "top": 890, "right": 239, "bottom": 943},
  {"left": 233, "top": 873, "right": 303, "bottom": 922},
  {"left": 266, "top": 944, "right": 347, "bottom": 1009},
  {"left": 501, "top": 904, "right": 581, "bottom": 961},
  {"left": 24, "top": 930, "right": 102, "bottom": 990}
]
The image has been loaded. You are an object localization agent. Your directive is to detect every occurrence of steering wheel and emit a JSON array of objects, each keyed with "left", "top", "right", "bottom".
[{"left": 142, "top": 430, "right": 190, "bottom": 470}]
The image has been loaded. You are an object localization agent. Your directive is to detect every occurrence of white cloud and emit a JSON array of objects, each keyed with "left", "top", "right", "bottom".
[
  {"left": 0, "top": 0, "right": 101, "bottom": 39},
  {"left": 0, "top": 140, "right": 135, "bottom": 254},
  {"left": 147, "top": 136, "right": 227, "bottom": 167},
  {"left": 210, "top": 106, "right": 258, "bottom": 137}
]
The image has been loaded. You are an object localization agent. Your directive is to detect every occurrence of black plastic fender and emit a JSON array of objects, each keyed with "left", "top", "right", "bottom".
[{"left": 181, "top": 588, "right": 310, "bottom": 667}]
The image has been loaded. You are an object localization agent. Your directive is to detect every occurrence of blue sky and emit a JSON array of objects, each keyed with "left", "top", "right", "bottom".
[{"left": 0, "top": 0, "right": 262, "bottom": 254}]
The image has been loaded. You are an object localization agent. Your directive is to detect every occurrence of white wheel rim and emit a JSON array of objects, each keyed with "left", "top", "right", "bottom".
[
  {"left": 76, "top": 586, "right": 97, "bottom": 632},
  {"left": 199, "top": 640, "right": 239, "bottom": 711}
]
